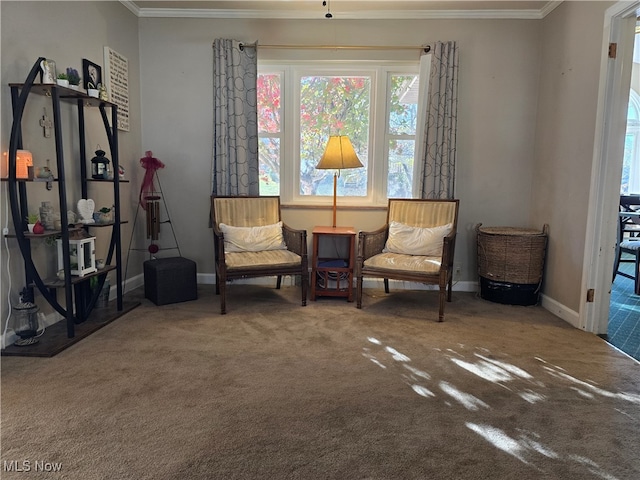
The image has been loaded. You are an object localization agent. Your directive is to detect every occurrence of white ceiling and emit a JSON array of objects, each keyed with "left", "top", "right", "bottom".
[{"left": 122, "top": 1, "right": 563, "bottom": 19}]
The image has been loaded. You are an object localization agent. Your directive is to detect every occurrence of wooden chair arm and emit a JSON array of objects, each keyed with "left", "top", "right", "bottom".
[
  {"left": 283, "top": 223, "right": 308, "bottom": 257},
  {"left": 212, "top": 224, "right": 226, "bottom": 265},
  {"left": 358, "top": 225, "right": 388, "bottom": 262},
  {"left": 442, "top": 231, "right": 457, "bottom": 268}
]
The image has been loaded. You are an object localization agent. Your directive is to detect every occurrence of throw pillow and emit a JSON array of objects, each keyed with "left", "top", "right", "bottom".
[
  {"left": 383, "top": 221, "right": 453, "bottom": 256},
  {"left": 219, "top": 222, "right": 287, "bottom": 253}
]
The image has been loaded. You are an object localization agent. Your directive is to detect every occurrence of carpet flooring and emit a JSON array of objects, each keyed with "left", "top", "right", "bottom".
[
  {"left": 609, "top": 259, "right": 640, "bottom": 361},
  {"left": 1, "top": 285, "right": 639, "bottom": 479}
]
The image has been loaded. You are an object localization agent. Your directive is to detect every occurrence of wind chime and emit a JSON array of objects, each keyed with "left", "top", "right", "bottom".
[
  {"left": 139, "top": 151, "right": 165, "bottom": 254},
  {"left": 125, "top": 151, "right": 182, "bottom": 285},
  {"left": 145, "top": 195, "right": 161, "bottom": 252}
]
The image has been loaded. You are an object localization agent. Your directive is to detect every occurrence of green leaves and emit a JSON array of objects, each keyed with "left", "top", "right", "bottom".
[{"left": 299, "top": 75, "right": 370, "bottom": 195}]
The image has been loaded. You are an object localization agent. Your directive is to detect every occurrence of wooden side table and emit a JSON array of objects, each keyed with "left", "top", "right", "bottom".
[{"left": 311, "top": 226, "right": 356, "bottom": 301}]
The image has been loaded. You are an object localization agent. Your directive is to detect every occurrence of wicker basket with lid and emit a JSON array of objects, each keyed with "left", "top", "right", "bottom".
[{"left": 476, "top": 224, "right": 549, "bottom": 284}]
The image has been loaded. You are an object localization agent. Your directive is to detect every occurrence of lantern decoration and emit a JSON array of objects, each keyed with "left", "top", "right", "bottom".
[
  {"left": 91, "top": 148, "right": 110, "bottom": 179},
  {"left": 57, "top": 236, "right": 97, "bottom": 277},
  {"left": 12, "top": 301, "right": 40, "bottom": 346}
]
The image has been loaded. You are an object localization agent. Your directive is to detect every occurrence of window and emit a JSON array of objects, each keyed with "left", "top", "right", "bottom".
[
  {"left": 257, "top": 72, "right": 282, "bottom": 195},
  {"left": 387, "top": 74, "right": 420, "bottom": 198},
  {"left": 299, "top": 74, "right": 370, "bottom": 197},
  {"left": 622, "top": 88, "right": 640, "bottom": 195},
  {"left": 258, "top": 63, "right": 421, "bottom": 204}
]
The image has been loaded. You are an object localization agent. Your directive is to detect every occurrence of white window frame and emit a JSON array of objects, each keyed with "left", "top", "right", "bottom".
[
  {"left": 413, "top": 53, "right": 431, "bottom": 195},
  {"left": 626, "top": 88, "right": 640, "bottom": 194},
  {"left": 257, "top": 69, "right": 286, "bottom": 196},
  {"left": 258, "top": 61, "right": 420, "bottom": 206},
  {"left": 385, "top": 68, "right": 426, "bottom": 199}
]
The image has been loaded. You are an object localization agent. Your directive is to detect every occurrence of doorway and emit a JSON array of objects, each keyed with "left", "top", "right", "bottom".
[
  {"left": 580, "top": 1, "right": 640, "bottom": 360},
  {"left": 607, "top": 25, "right": 640, "bottom": 361},
  {"left": 583, "top": 2, "right": 638, "bottom": 349}
]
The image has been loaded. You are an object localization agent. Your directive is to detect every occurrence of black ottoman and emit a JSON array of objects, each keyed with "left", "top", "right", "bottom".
[{"left": 144, "top": 257, "right": 197, "bottom": 305}]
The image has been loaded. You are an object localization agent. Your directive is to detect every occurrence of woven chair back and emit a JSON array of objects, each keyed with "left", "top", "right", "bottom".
[
  {"left": 387, "top": 199, "right": 458, "bottom": 228},
  {"left": 212, "top": 196, "right": 281, "bottom": 228}
]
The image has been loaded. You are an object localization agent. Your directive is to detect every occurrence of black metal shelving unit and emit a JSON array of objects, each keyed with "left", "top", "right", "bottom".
[{"left": 3, "top": 57, "right": 137, "bottom": 355}]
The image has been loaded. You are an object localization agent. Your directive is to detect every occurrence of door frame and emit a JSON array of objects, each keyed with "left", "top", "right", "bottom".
[{"left": 581, "top": 1, "right": 638, "bottom": 334}]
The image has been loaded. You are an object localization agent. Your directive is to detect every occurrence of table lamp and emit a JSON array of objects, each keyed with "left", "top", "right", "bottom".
[{"left": 316, "top": 135, "right": 363, "bottom": 228}]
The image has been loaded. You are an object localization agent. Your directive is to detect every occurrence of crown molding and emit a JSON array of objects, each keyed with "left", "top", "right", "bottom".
[
  {"left": 132, "top": 8, "right": 546, "bottom": 20},
  {"left": 540, "top": 1, "right": 563, "bottom": 17},
  {"left": 120, "top": 1, "right": 563, "bottom": 20},
  {"left": 120, "top": 0, "right": 141, "bottom": 16}
]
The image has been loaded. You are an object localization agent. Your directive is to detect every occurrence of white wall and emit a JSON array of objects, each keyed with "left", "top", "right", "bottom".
[
  {"left": 1, "top": 1, "right": 619, "bottom": 326},
  {"left": 532, "top": 1, "right": 614, "bottom": 313},
  {"left": 138, "top": 17, "right": 542, "bottom": 284},
  {"left": 0, "top": 1, "right": 142, "bottom": 327}
]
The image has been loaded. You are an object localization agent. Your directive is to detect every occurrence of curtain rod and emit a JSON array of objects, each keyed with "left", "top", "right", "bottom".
[{"left": 239, "top": 43, "right": 431, "bottom": 53}]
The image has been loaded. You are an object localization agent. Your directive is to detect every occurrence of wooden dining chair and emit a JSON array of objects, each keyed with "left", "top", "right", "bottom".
[{"left": 613, "top": 205, "right": 640, "bottom": 295}]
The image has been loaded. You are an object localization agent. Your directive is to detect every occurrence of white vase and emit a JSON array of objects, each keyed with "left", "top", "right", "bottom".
[
  {"left": 87, "top": 88, "right": 99, "bottom": 98},
  {"left": 27, "top": 224, "right": 35, "bottom": 233},
  {"left": 69, "top": 84, "right": 79, "bottom": 90},
  {"left": 57, "top": 79, "right": 69, "bottom": 88}
]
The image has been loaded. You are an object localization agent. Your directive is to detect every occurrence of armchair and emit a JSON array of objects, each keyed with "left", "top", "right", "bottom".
[
  {"left": 356, "top": 199, "right": 460, "bottom": 321},
  {"left": 211, "top": 196, "right": 308, "bottom": 314}
]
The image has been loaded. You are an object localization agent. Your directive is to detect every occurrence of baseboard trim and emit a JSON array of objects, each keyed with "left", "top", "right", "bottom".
[
  {"left": 1, "top": 276, "right": 577, "bottom": 348},
  {"left": 197, "top": 274, "right": 478, "bottom": 292},
  {"left": 124, "top": 273, "right": 145, "bottom": 293},
  {"left": 1, "top": 275, "right": 146, "bottom": 349},
  {"left": 361, "top": 278, "right": 478, "bottom": 292},
  {"left": 197, "top": 273, "right": 297, "bottom": 286},
  {"left": 199, "top": 275, "right": 579, "bottom": 328},
  {"left": 540, "top": 293, "right": 580, "bottom": 328}
]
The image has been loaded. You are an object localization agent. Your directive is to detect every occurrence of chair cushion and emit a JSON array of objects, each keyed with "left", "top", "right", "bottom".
[
  {"left": 225, "top": 249, "right": 302, "bottom": 270},
  {"left": 220, "top": 222, "right": 287, "bottom": 253},
  {"left": 383, "top": 221, "right": 452, "bottom": 256},
  {"left": 620, "top": 240, "right": 640, "bottom": 252},
  {"left": 364, "top": 252, "right": 442, "bottom": 274}
]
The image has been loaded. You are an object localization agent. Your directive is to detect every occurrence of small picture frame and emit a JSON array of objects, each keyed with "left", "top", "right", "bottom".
[{"left": 82, "top": 59, "right": 102, "bottom": 90}]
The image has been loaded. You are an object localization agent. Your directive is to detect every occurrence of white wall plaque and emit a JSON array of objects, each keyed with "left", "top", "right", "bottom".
[{"left": 104, "top": 46, "right": 130, "bottom": 132}]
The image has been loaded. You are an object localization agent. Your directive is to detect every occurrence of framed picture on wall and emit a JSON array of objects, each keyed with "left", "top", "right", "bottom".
[
  {"left": 103, "top": 46, "right": 130, "bottom": 131},
  {"left": 82, "top": 59, "right": 102, "bottom": 90}
]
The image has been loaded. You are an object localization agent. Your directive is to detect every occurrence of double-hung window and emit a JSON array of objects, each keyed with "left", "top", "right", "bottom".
[
  {"left": 258, "top": 62, "right": 421, "bottom": 205},
  {"left": 623, "top": 88, "right": 640, "bottom": 195}
]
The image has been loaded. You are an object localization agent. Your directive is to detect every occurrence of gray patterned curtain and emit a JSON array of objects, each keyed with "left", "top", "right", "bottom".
[
  {"left": 418, "top": 41, "right": 459, "bottom": 199},
  {"left": 212, "top": 39, "right": 259, "bottom": 196}
]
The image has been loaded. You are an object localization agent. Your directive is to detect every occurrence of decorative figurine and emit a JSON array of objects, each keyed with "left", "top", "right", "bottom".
[
  {"left": 40, "top": 59, "right": 56, "bottom": 84},
  {"left": 77, "top": 199, "right": 96, "bottom": 224},
  {"left": 98, "top": 83, "right": 108, "bottom": 101}
]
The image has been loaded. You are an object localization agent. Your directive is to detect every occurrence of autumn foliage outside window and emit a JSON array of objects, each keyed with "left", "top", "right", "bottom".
[{"left": 257, "top": 66, "right": 420, "bottom": 201}]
